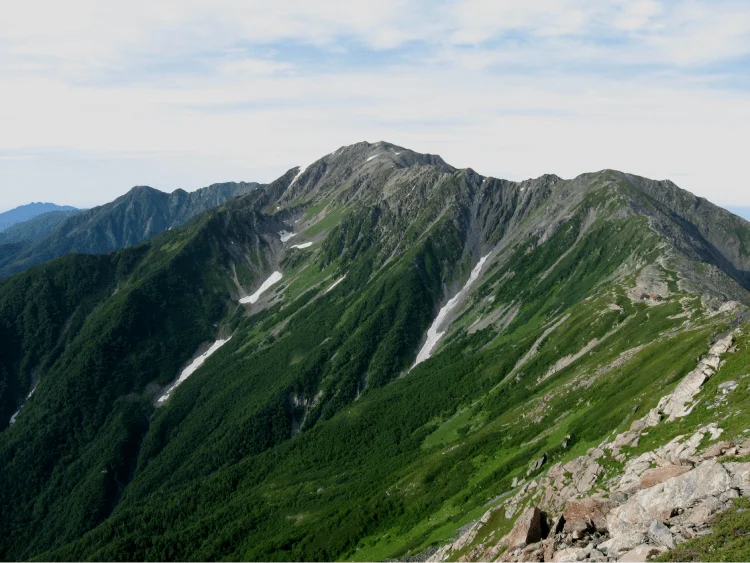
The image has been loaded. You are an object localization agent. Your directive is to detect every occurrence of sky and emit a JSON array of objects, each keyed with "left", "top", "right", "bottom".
[{"left": 1, "top": 0, "right": 749, "bottom": 215}]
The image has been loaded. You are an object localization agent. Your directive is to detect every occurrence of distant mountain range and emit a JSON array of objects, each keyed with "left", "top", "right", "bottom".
[
  {"left": 0, "top": 182, "right": 262, "bottom": 278},
  {"left": 0, "top": 209, "right": 83, "bottom": 245},
  {"left": 0, "top": 202, "right": 78, "bottom": 232}
]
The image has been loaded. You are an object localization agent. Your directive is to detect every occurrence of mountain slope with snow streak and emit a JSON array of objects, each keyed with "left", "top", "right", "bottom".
[{"left": 1, "top": 141, "right": 750, "bottom": 562}]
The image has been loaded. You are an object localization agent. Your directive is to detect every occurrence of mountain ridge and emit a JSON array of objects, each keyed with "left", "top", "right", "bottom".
[
  {"left": 0, "top": 181, "right": 262, "bottom": 279},
  {"left": 1, "top": 141, "right": 750, "bottom": 561}
]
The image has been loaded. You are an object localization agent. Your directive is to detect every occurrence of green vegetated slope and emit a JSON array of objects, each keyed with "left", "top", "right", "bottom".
[
  {"left": 0, "top": 182, "right": 261, "bottom": 280},
  {"left": 1, "top": 142, "right": 749, "bottom": 561}
]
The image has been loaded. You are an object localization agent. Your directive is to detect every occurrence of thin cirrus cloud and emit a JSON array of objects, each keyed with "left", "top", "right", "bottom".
[{"left": 0, "top": 0, "right": 749, "bottom": 211}]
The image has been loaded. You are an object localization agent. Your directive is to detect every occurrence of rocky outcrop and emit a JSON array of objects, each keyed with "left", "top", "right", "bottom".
[
  {"left": 637, "top": 465, "right": 690, "bottom": 489},
  {"left": 563, "top": 498, "right": 614, "bottom": 538},
  {"left": 427, "top": 333, "right": 746, "bottom": 563},
  {"left": 505, "top": 507, "right": 547, "bottom": 551},
  {"left": 617, "top": 544, "right": 665, "bottom": 562},
  {"left": 528, "top": 455, "right": 547, "bottom": 476},
  {"left": 656, "top": 333, "right": 734, "bottom": 421},
  {"left": 607, "top": 331, "right": 737, "bottom": 461},
  {"left": 605, "top": 460, "right": 741, "bottom": 557}
]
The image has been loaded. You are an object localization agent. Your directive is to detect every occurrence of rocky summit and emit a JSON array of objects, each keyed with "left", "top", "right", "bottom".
[{"left": 2, "top": 141, "right": 750, "bottom": 562}]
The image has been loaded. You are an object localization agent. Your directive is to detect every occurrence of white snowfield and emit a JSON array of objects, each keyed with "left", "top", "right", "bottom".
[
  {"left": 325, "top": 275, "right": 346, "bottom": 294},
  {"left": 366, "top": 154, "right": 380, "bottom": 162},
  {"left": 290, "top": 242, "right": 314, "bottom": 249},
  {"left": 240, "top": 271, "right": 283, "bottom": 304},
  {"left": 157, "top": 337, "right": 232, "bottom": 404},
  {"left": 413, "top": 254, "right": 490, "bottom": 368},
  {"left": 288, "top": 164, "right": 309, "bottom": 188},
  {"left": 279, "top": 231, "right": 297, "bottom": 243},
  {"left": 9, "top": 382, "right": 38, "bottom": 425}
]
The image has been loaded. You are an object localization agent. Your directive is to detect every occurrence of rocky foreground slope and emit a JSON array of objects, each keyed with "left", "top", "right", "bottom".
[
  {"left": 1, "top": 142, "right": 750, "bottom": 561},
  {"left": 427, "top": 332, "right": 750, "bottom": 562}
]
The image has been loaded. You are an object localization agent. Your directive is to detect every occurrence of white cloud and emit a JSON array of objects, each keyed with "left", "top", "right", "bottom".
[
  {"left": 0, "top": 0, "right": 749, "bottom": 211},
  {"left": 613, "top": 0, "right": 661, "bottom": 31}
]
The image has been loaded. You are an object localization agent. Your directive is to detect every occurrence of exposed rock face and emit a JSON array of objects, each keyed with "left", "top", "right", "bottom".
[
  {"left": 609, "top": 461, "right": 730, "bottom": 534},
  {"left": 528, "top": 454, "right": 548, "bottom": 476},
  {"left": 551, "top": 547, "right": 581, "bottom": 562},
  {"left": 506, "top": 507, "right": 546, "bottom": 550},
  {"left": 656, "top": 334, "right": 734, "bottom": 421},
  {"left": 647, "top": 520, "right": 674, "bottom": 549},
  {"left": 702, "top": 441, "right": 735, "bottom": 459},
  {"left": 563, "top": 498, "right": 613, "bottom": 536},
  {"left": 637, "top": 465, "right": 691, "bottom": 489},
  {"left": 434, "top": 454, "right": 750, "bottom": 562},
  {"left": 617, "top": 544, "right": 665, "bottom": 562}
]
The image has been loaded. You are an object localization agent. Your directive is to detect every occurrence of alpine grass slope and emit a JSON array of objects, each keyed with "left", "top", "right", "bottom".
[{"left": 1, "top": 142, "right": 750, "bottom": 562}]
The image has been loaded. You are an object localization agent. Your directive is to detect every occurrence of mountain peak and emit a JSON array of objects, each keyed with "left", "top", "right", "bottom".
[{"left": 3, "top": 140, "right": 750, "bottom": 562}]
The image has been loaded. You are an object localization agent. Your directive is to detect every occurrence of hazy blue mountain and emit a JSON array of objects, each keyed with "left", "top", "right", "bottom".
[
  {"left": 0, "top": 202, "right": 77, "bottom": 232},
  {"left": 0, "top": 209, "right": 82, "bottom": 244}
]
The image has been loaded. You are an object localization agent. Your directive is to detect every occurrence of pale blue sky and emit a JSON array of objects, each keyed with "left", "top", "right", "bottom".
[{"left": 1, "top": 0, "right": 749, "bottom": 212}]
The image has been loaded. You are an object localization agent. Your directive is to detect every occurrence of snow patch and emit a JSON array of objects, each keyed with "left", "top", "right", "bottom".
[
  {"left": 279, "top": 231, "right": 297, "bottom": 243},
  {"left": 366, "top": 154, "right": 380, "bottom": 162},
  {"left": 289, "top": 163, "right": 310, "bottom": 188},
  {"left": 8, "top": 382, "right": 38, "bottom": 426},
  {"left": 413, "top": 254, "right": 490, "bottom": 368},
  {"left": 157, "top": 337, "right": 232, "bottom": 404},
  {"left": 240, "top": 271, "right": 283, "bottom": 304},
  {"left": 325, "top": 275, "right": 346, "bottom": 294},
  {"left": 290, "top": 242, "right": 314, "bottom": 250},
  {"left": 394, "top": 151, "right": 401, "bottom": 155}
]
